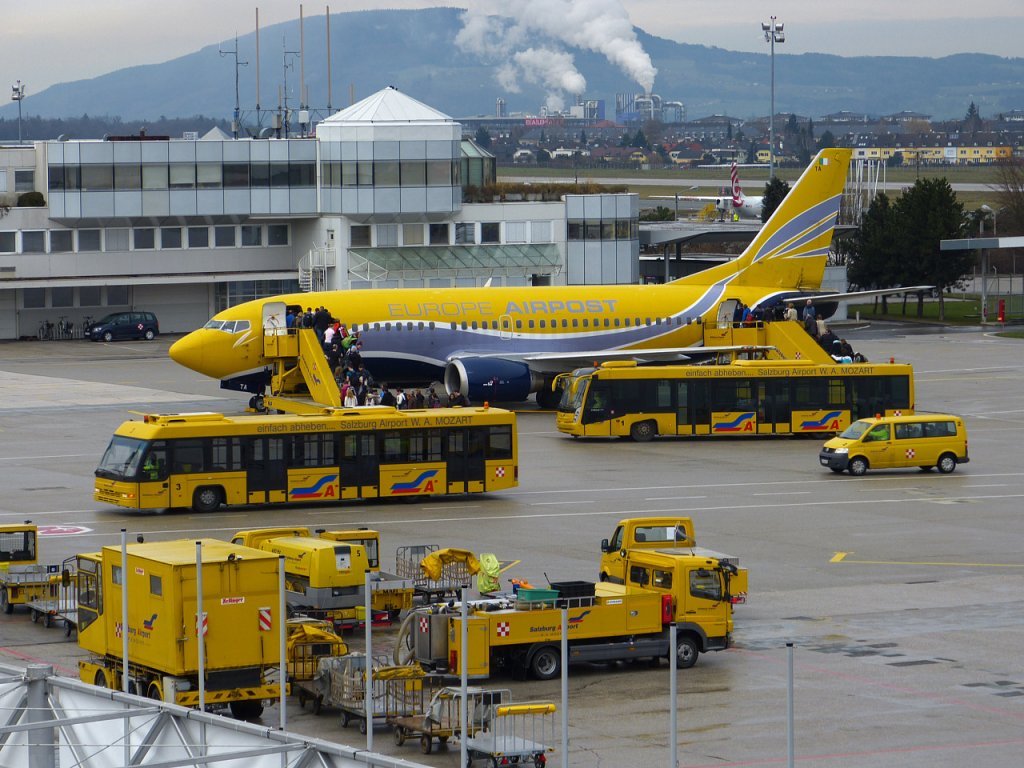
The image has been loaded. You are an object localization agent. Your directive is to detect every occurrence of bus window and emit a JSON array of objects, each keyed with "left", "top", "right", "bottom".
[
  {"left": 381, "top": 431, "right": 405, "bottom": 463},
  {"left": 827, "top": 378, "right": 846, "bottom": 406},
  {"left": 210, "top": 437, "right": 241, "bottom": 472},
  {"left": 487, "top": 425, "right": 513, "bottom": 460},
  {"left": 172, "top": 439, "right": 205, "bottom": 473},
  {"left": 141, "top": 441, "right": 168, "bottom": 481}
]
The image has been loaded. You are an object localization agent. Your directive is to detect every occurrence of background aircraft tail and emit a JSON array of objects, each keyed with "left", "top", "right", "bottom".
[
  {"left": 676, "top": 148, "right": 853, "bottom": 291},
  {"left": 731, "top": 162, "right": 743, "bottom": 208}
]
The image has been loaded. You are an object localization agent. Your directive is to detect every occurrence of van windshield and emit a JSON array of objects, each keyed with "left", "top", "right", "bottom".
[{"left": 839, "top": 420, "right": 872, "bottom": 440}]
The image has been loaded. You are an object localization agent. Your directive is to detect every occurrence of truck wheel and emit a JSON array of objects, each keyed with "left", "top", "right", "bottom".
[
  {"left": 676, "top": 635, "right": 699, "bottom": 669},
  {"left": 630, "top": 420, "right": 656, "bottom": 442},
  {"left": 1, "top": 589, "right": 12, "bottom": 614},
  {"left": 937, "top": 453, "right": 957, "bottom": 474},
  {"left": 192, "top": 486, "right": 223, "bottom": 512},
  {"left": 530, "top": 646, "right": 561, "bottom": 680},
  {"left": 230, "top": 699, "right": 263, "bottom": 720},
  {"left": 94, "top": 669, "right": 108, "bottom": 688},
  {"left": 147, "top": 681, "right": 163, "bottom": 701},
  {"left": 848, "top": 456, "right": 868, "bottom": 476}
]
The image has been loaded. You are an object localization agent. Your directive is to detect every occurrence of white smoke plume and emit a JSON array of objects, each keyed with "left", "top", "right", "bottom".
[{"left": 456, "top": 0, "right": 657, "bottom": 108}]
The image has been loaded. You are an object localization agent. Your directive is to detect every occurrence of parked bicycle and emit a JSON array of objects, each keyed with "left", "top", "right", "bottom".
[{"left": 37, "top": 319, "right": 55, "bottom": 341}]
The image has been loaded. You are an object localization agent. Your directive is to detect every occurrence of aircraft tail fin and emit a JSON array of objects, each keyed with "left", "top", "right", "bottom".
[
  {"left": 676, "top": 148, "right": 852, "bottom": 292},
  {"left": 731, "top": 162, "right": 743, "bottom": 208}
]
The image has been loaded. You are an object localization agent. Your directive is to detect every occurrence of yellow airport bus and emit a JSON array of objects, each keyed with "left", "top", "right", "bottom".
[
  {"left": 555, "top": 358, "right": 914, "bottom": 441},
  {"left": 94, "top": 405, "right": 518, "bottom": 512}
]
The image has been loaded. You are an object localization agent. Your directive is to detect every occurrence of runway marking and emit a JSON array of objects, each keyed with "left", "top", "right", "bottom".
[
  {"left": 529, "top": 500, "right": 593, "bottom": 506},
  {"left": 0, "top": 646, "right": 77, "bottom": 676},
  {"left": 646, "top": 495, "right": 707, "bottom": 501},
  {"left": 831, "top": 551, "right": 1024, "bottom": 568},
  {"left": 755, "top": 491, "right": 813, "bottom": 496}
]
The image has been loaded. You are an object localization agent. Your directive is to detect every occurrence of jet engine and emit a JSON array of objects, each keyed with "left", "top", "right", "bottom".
[{"left": 444, "top": 358, "right": 544, "bottom": 403}]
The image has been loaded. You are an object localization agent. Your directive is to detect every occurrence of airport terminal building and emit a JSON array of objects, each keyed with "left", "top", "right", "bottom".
[{"left": 0, "top": 87, "right": 639, "bottom": 339}]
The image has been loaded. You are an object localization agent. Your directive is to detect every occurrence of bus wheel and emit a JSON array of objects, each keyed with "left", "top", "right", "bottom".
[
  {"left": 630, "top": 420, "right": 656, "bottom": 442},
  {"left": 848, "top": 457, "right": 868, "bottom": 476},
  {"left": 937, "top": 453, "right": 957, "bottom": 474},
  {"left": 529, "top": 646, "right": 561, "bottom": 680},
  {"left": 675, "top": 635, "right": 699, "bottom": 669},
  {"left": 192, "top": 486, "right": 223, "bottom": 513}
]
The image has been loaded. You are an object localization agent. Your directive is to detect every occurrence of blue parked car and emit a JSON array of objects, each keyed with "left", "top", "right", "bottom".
[{"left": 87, "top": 311, "right": 159, "bottom": 342}]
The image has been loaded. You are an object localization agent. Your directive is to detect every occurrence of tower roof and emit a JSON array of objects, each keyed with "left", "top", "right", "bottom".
[{"left": 323, "top": 86, "right": 454, "bottom": 126}]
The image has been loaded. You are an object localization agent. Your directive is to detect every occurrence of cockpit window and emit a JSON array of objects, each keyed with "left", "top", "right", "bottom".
[{"left": 203, "top": 319, "right": 250, "bottom": 334}]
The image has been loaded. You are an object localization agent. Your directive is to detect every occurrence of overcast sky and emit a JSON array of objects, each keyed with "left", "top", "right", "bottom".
[{"left": 5, "top": 1, "right": 1022, "bottom": 96}]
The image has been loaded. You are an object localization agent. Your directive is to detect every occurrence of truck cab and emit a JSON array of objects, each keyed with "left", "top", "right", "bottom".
[{"left": 600, "top": 517, "right": 695, "bottom": 583}]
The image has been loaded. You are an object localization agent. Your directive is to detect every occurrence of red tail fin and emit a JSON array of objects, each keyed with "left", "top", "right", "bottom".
[{"left": 731, "top": 162, "right": 743, "bottom": 208}]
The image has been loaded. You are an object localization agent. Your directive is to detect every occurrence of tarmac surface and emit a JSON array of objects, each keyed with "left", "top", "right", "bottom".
[{"left": 1, "top": 323, "right": 1023, "bottom": 767}]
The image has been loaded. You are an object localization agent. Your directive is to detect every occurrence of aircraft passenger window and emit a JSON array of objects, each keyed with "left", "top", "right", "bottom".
[
  {"left": 461, "top": 321, "right": 468, "bottom": 330},
  {"left": 450, "top": 322, "right": 456, "bottom": 330},
  {"left": 528, "top": 320, "right": 535, "bottom": 329},
  {"left": 516, "top": 320, "right": 522, "bottom": 329},
  {"left": 418, "top": 322, "right": 424, "bottom": 330},
  {"left": 385, "top": 323, "right": 391, "bottom": 331},
  {"left": 645, "top": 318, "right": 652, "bottom": 326},
  {"left": 572, "top": 319, "right": 579, "bottom": 328},
  {"left": 562, "top": 319, "right": 568, "bottom": 328},
  {"left": 614, "top": 318, "right": 620, "bottom": 327},
  {"left": 471, "top": 321, "right": 478, "bottom": 330},
  {"left": 582, "top": 319, "right": 588, "bottom": 327},
  {"left": 373, "top": 323, "right": 380, "bottom": 331},
  {"left": 429, "top": 322, "right": 435, "bottom": 329},
  {"left": 624, "top": 318, "right": 631, "bottom": 327},
  {"left": 539, "top": 320, "right": 546, "bottom": 329},
  {"left": 655, "top": 318, "right": 662, "bottom": 325},
  {"left": 604, "top": 318, "right": 610, "bottom": 327}
]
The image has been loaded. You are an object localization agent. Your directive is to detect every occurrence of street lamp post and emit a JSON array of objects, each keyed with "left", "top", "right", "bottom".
[
  {"left": 762, "top": 17, "right": 784, "bottom": 178},
  {"left": 11, "top": 80, "right": 26, "bottom": 144}
]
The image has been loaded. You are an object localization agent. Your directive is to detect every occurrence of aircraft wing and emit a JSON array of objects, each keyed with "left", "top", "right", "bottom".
[
  {"left": 809, "top": 286, "right": 934, "bottom": 304},
  {"left": 448, "top": 345, "right": 773, "bottom": 373}
]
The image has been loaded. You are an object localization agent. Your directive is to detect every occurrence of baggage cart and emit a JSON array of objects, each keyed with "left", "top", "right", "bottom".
[
  {"left": 396, "top": 544, "right": 474, "bottom": 602},
  {"left": 389, "top": 685, "right": 509, "bottom": 755},
  {"left": 317, "top": 653, "right": 424, "bottom": 734},
  {"left": 24, "top": 557, "right": 78, "bottom": 637},
  {"left": 466, "top": 701, "right": 557, "bottom": 767}
]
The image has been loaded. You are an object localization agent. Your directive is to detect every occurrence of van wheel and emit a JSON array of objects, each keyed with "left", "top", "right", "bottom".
[
  {"left": 848, "top": 457, "right": 868, "bottom": 476},
  {"left": 192, "top": 486, "right": 223, "bottom": 512},
  {"left": 103, "top": 331, "right": 113, "bottom": 342},
  {"left": 630, "top": 420, "right": 656, "bottom": 442},
  {"left": 937, "top": 453, "right": 957, "bottom": 474},
  {"left": 144, "top": 329, "right": 155, "bottom": 341}
]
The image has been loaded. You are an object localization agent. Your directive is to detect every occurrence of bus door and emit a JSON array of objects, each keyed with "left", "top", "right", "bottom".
[
  {"left": 757, "top": 380, "right": 791, "bottom": 434},
  {"left": 688, "top": 382, "right": 712, "bottom": 435},
  {"left": 247, "top": 437, "right": 288, "bottom": 504},
  {"left": 138, "top": 441, "right": 170, "bottom": 509},
  {"left": 446, "top": 429, "right": 486, "bottom": 493},
  {"left": 339, "top": 433, "right": 379, "bottom": 499},
  {"left": 580, "top": 380, "right": 612, "bottom": 437}
]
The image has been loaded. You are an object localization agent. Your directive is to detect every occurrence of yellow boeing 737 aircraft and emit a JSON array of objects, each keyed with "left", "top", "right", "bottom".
[{"left": 171, "top": 148, "right": 861, "bottom": 406}]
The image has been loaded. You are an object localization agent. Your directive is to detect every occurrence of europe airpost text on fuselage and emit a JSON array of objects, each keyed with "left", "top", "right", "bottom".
[{"left": 386, "top": 299, "right": 619, "bottom": 318}]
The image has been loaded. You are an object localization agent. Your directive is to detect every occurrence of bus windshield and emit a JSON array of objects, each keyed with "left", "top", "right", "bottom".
[
  {"left": 558, "top": 375, "right": 591, "bottom": 412},
  {"left": 95, "top": 436, "right": 147, "bottom": 480},
  {"left": 839, "top": 420, "right": 872, "bottom": 440}
]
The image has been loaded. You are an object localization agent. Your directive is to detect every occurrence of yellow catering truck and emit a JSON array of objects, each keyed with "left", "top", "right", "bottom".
[
  {"left": 76, "top": 538, "right": 282, "bottom": 719},
  {"left": 230, "top": 527, "right": 414, "bottom": 624},
  {"left": 412, "top": 548, "right": 746, "bottom": 679}
]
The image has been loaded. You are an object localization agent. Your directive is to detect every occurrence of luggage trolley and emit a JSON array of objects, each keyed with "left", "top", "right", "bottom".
[
  {"left": 466, "top": 701, "right": 557, "bottom": 768},
  {"left": 389, "top": 685, "right": 510, "bottom": 755}
]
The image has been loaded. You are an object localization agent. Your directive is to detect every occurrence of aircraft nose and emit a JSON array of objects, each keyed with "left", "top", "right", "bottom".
[{"left": 168, "top": 331, "right": 206, "bottom": 374}]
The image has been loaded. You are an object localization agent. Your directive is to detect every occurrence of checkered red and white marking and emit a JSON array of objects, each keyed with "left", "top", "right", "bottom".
[
  {"left": 893, "top": 410, "right": 902, "bottom": 416},
  {"left": 496, "top": 621, "right": 510, "bottom": 637},
  {"left": 905, "top": 448, "right": 916, "bottom": 458},
  {"left": 114, "top": 622, "right": 122, "bottom": 638},
  {"left": 419, "top": 616, "right": 430, "bottom": 634},
  {"left": 495, "top": 466, "right": 505, "bottom": 478}
]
